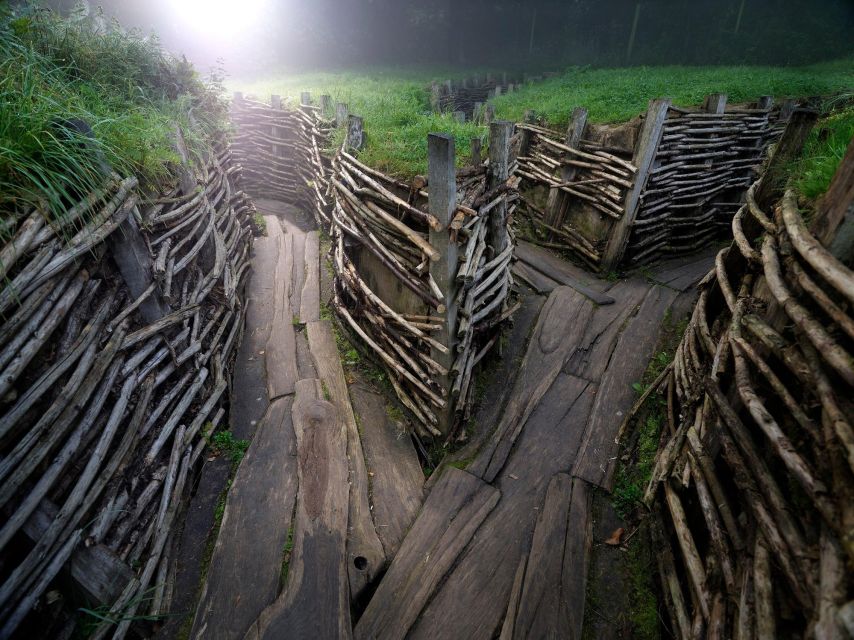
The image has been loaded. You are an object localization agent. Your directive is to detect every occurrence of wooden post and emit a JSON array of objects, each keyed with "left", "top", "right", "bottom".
[
  {"left": 704, "top": 93, "right": 727, "bottom": 114},
  {"left": 346, "top": 116, "right": 365, "bottom": 151},
  {"left": 300, "top": 91, "right": 311, "bottom": 107},
  {"left": 484, "top": 104, "right": 495, "bottom": 124},
  {"left": 543, "top": 107, "right": 588, "bottom": 233},
  {"left": 320, "top": 94, "right": 332, "bottom": 118},
  {"left": 601, "top": 98, "right": 671, "bottom": 271},
  {"left": 473, "top": 102, "right": 483, "bottom": 125},
  {"left": 812, "top": 136, "right": 854, "bottom": 260},
  {"left": 779, "top": 98, "right": 797, "bottom": 121},
  {"left": 453, "top": 111, "right": 466, "bottom": 124},
  {"left": 518, "top": 110, "right": 537, "bottom": 157},
  {"left": 494, "top": 85, "right": 502, "bottom": 97},
  {"left": 430, "top": 82, "right": 441, "bottom": 112},
  {"left": 757, "top": 95, "right": 773, "bottom": 110},
  {"left": 270, "top": 94, "right": 282, "bottom": 159},
  {"left": 427, "top": 134, "right": 458, "bottom": 434},
  {"left": 335, "top": 102, "right": 349, "bottom": 128},
  {"left": 469, "top": 138, "right": 482, "bottom": 167},
  {"left": 754, "top": 108, "right": 818, "bottom": 208},
  {"left": 487, "top": 121, "right": 513, "bottom": 257}
]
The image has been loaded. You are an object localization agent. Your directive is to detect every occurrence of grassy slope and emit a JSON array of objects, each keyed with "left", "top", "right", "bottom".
[
  {"left": 234, "top": 60, "right": 853, "bottom": 178},
  {"left": 0, "top": 8, "right": 225, "bottom": 233}
]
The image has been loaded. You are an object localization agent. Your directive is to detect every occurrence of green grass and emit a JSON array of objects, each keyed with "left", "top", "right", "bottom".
[
  {"left": 0, "top": 6, "right": 226, "bottom": 237},
  {"left": 791, "top": 102, "right": 854, "bottom": 200},
  {"left": 493, "top": 60, "right": 854, "bottom": 127},
  {"left": 234, "top": 61, "right": 852, "bottom": 179},
  {"left": 209, "top": 430, "right": 250, "bottom": 466}
]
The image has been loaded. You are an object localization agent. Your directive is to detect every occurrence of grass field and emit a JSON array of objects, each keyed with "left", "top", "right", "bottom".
[{"left": 233, "top": 60, "right": 853, "bottom": 179}]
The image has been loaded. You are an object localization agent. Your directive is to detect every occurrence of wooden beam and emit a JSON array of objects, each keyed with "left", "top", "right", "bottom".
[
  {"left": 427, "top": 133, "right": 459, "bottom": 434},
  {"left": 487, "top": 121, "right": 513, "bottom": 257},
  {"left": 601, "top": 98, "right": 671, "bottom": 271},
  {"left": 543, "top": 107, "right": 588, "bottom": 233}
]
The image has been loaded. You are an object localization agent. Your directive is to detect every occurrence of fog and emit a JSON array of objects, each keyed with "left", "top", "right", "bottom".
[{"left": 49, "top": 0, "right": 854, "bottom": 76}]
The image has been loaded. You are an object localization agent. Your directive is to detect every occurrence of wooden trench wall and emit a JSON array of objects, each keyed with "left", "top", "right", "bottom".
[
  {"left": 513, "top": 94, "right": 800, "bottom": 271},
  {"left": 642, "top": 115, "right": 854, "bottom": 638},
  {"left": 0, "top": 133, "right": 255, "bottom": 635},
  {"left": 229, "top": 94, "right": 517, "bottom": 437}
]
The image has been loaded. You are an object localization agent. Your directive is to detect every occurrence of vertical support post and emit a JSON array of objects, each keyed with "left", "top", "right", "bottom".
[
  {"left": 453, "top": 111, "right": 466, "bottom": 124},
  {"left": 320, "top": 94, "right": 332, "bottom": 118},
  {"left": 346, "top": 115, "right": 365, "bottom": 151},
  {"left": 518, "top": 110, "right": 537, "bottom": 157},
  {"left": 473, "top": 102, "right": 483, "bottom": 125},
  {"left": 494, "top": 85, "right": 502, "bottom": 97},
  {"left": 469, "top": 138, "right": 482, "bottom": 167},
  {"left": 335, "top": 102, "right": 349, "bottom": 128},
  {"left": 270, "top": 94, "right": 282, "bottom": 159},
  {"left": 300, "top": 91, "right": 311, "bottom": 107},
  {"left": 601, "top": 98, "right": 671, "bottom": 271},
  {"left": 779, "top": 99, "right": 797, "bottom": 121},
  {"left": 484, "top": 104, "right": 495, "bottom": 124},
  {"left": 430, "top": 82, "right": 441, "bottom": 113},
  {"left": 487, "top": 121, "right": 513, "bottom": 258},
  {"left": 543, "top": 107, "right": 588, "bottom": 232},
  {"left": 704, "top": 93, "right": 727, "bottom": 114},
  {"left": 757, "top": 95, "right": 773, "bottom": 110},
  {"left": 428, "top": 134, "right": 458, "bottom": 434}
]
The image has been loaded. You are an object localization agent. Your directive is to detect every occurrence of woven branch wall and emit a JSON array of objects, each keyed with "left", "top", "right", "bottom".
[
  {"left": 230, "top": 97, "right": 516, "bottom": 437},
  {"left": 514, "top": 97, "right": 794, "bottom": 270},
  {"left": 643, "top": 176, "right": 853, "bottom": 637},
  {"left": 0, "top": 137, "right": 254, "bottom": 636}
]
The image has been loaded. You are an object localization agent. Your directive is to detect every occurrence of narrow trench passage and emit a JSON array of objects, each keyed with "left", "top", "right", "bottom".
[{"left": 167, "top": 179, "right": 717, "bottom": 639}]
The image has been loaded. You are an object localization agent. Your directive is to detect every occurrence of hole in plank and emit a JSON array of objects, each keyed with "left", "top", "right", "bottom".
[{"left": 353, "top": 556, "right": 368, "bottom": 571}]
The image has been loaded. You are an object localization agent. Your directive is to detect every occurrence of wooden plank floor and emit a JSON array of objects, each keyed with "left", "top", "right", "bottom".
[
  {"left": 365, "top": 248, "right": 715, "bottom": 639},
  {"left": 187, "top": 195, "right": 716, "bottom": 640}
]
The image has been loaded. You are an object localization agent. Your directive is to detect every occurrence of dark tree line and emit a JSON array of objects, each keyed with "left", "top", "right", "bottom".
[{"left": 49, "top": 0, "right": 854, "bottom": 73}]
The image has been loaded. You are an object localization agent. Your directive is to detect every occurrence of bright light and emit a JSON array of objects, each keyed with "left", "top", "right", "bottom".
[{"left": 170, "top": 0, "right": 266, "bottom": 36}]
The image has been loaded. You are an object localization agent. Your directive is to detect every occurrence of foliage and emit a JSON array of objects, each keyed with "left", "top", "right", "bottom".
[
  {"left": 0, "top": 4, "right": 227, "bottom": 234},
  {"left": 234, "top": 60, "right": 853, "bottom": 179},
  {"left": 791, "top": 102, "right": 854, "bottom": 200},
  {"left": 210, "top": 430, "right": 250, "bottom": 465}
]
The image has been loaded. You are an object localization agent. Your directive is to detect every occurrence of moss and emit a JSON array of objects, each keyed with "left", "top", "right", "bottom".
[
  {"left": 625, "top": 527, "right": 661, "bottom": 640},
  {"left": 321, "top": 380, "right": 332, "bottom": 402},
  {"left": 279, "top": 524, "right": 295, "bottom": 589}
]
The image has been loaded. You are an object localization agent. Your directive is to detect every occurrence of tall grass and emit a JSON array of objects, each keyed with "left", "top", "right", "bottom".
[
  {"left": 792, "top": 100, "right": 854, "bottom": 200},
  {"left": 0, "top": 6, "right": 227, "bottom": 238}
]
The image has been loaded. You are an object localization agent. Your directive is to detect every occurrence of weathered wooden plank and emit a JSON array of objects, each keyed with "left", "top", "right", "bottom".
[
  {"left": 246, "top": 379, "right": 351, "bottom": 640},
  {"left": 305, "top": 321, "right": 385, "bottom": 603},
  {"left": 299, "top": 230, "right": 320, "bottom": 323},
  {"left": 602, "top": 99, "right": 671, "bottom": 270},
  {"left": 191, "top": 396, "right": 298, "bottom": 640},
  {"left": 499, "top": 555, "right": 529, "bottom": 640},
  {"left": 469, "top": 286, "right": 595, "bottom": 483},
  {"left": 349, "top": 381, "right": 424, "bottom": 558},
  {"left": 230, "top": 225, "right": 278, "bottom": 440},
  {"left": 23, "top": 500, "right": 133, "bottom": 605},
  {"left": 563, "top": 276, "right": 651, "bottom": 382},
  {"left": 265, "top": 217, "right": 298, "bottom": 399},
  {"left": 647, "top": 246, "right": 717, "bottom": 292},
  {"left": 427, "top": 133, "right": 459, "bottom": 433},
  {"left": 573, "top": 284, "right": 679, "bottom": 489},
  {"left": 511, "top": 260, "right": 560, "bottom": 294},
  {"left": 410, "top": 374, "right": 597, "bottom": 640},
  {"left": 515, "top": 240, "right": 614, "bottom": 305},
  {"left": 511, "top": 475, "right": 593, "bottom": 640},
  {"left": 354, "top": 467, "right": 500, "bottom": 640}
]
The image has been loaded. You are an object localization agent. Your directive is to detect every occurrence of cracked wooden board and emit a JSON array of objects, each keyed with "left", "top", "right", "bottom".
[
  {"left": 265, "top": 218, "right": 298, "bottom": 399},
  {"left": 349, "top": 380, "right": 424, "bottom": 558},
  {"left": 244, "top": 379, "right": 351, "bottom": 640},
  {"left": 305, "top": 320, "right": 385, "bottom": 604},
  {"left": 354, "top": 467, "right": 500, "bottom": 640},
  {"left": 191, "top": 396, "right": 298, "bottom": 640}
]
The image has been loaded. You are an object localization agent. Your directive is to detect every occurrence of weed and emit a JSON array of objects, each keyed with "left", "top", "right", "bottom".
[
  {"left": 321, "top": 380, "right": 331, "bottom": 402},
  {"left": 280, "top": 524, "right": 295, "bottom": 587},
  {"left": 253, "top": 211, "right": 268, "bottom": 235},
  {"left": 209, "top": 430, "right": 250, "bottom": 466}
]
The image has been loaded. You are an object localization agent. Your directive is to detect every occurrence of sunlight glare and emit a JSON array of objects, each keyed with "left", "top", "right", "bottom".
[{"left": 170, "top": 0, "right": 265, "bottom": 36}]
